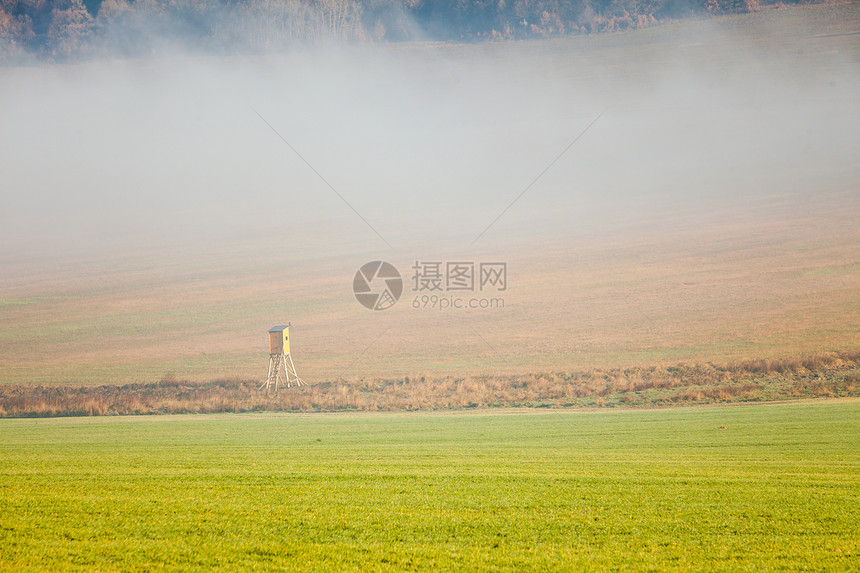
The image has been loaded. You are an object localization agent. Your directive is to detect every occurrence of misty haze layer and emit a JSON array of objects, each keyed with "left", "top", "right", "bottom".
[
  {"left": 1, "top": 11, "right": 858, "bottom": 259},
  {"left": 0, "top": 5, "right": 859, "bottom": 384}
]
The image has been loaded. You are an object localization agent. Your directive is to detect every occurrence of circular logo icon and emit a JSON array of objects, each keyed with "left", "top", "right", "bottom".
[{"left": 353, "top": 261, "right": 403, "bottom": 311}]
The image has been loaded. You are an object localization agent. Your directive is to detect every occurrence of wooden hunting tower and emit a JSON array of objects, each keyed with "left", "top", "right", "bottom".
[
  {"left": 263, "top": 324, "right": 305, "bottom": 391},
  {"left": 269, "top": 325, "right": 290, "bottom": 355}
]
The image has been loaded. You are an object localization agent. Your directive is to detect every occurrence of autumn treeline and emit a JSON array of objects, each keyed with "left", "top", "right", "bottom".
[
  {"left": 1, "top": 0, "right": 809, "bottom": 62},
  {"left": 1, "top": 351, "right": 858, "bottom": 417}
]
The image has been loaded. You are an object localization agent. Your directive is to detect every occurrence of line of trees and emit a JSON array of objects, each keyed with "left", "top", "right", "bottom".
[{"left": 0, "top": 0, "right": 804, "bottom": 61}]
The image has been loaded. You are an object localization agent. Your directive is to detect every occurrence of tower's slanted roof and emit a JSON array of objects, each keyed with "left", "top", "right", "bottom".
[{"left": 268, "top": 324, "right": 290, "bottom": 332}]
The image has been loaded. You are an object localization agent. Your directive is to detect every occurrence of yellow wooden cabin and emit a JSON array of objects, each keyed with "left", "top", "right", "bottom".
[{"left": 268, "top": 324, "right": 291, "bottom": 355}]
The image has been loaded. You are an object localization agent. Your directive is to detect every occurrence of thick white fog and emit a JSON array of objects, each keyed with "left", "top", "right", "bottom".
[{"left": 1, "top": 17, "right": 859, "bottom": 262}]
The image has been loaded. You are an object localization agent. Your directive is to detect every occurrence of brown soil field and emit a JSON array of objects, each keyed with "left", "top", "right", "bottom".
[{"left": 1, "top": 188, "right": 857, "bottom": 386}]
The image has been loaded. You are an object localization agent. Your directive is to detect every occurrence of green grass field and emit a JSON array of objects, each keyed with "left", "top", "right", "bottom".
[{"left": 1, "top": 400, "right": 857, "bottom": 571}]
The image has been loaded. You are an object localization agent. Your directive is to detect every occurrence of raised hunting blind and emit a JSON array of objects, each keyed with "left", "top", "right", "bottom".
[
  {"left": 263, "top": 324, "right": 306, "bottom": 391},
  {"left": 269, "top": 325, "right": 290, "bottom": 355}
]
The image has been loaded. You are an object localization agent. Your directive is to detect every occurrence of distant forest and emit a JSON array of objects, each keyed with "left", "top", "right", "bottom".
[{"left": 0, "top": 0, "right": 815, "bottom": 60}]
